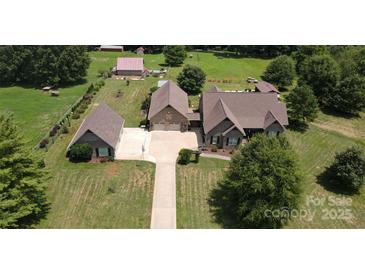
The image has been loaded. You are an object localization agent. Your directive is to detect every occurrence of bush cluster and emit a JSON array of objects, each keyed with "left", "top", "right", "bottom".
[
  {"left": 39, "top": 138, "right": 49, "bottom": 148},
  {"left": 325, "top": 146, "right": 365, "bottom": 193},
  {"left": 68, "top": 144, "right": 93, "bottom": 162},
  {"left": 178, "top": 149, "right": 193, "bottom": 165}
]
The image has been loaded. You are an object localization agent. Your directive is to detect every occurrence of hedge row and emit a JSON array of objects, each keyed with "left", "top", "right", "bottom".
[{"left": 35, "top": 78, "right": 106, "bottom": 151}]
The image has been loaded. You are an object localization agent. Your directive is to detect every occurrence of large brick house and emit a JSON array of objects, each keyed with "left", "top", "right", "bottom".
[
  {"left": 147, "top": 82, "right": 288, "bottom": 148},
  {"left": 200, "top": 86, "right": 288, "bottom": 148}
]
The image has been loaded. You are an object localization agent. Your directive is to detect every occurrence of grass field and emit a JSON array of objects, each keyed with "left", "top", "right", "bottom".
[
  {"left": 313, "top": 111, "right": 365, "bottom": 141},
  {"left": 0, "top": 50, "right": 270, "bottom": 145},
  {"left": 176, "top": 125, "right": 365, "bottom": 229},
  {"left": 38, "top": 102, "right": 155, "bottom": 228},
  {"left": 0, "top": 52, "right": 113, "bottom": 147},
  {"left": 176, "top": 158, "right": 228, "bottom": 229},
  {"left": 285, "top": 125, "right": 365, "bottom": 228},
  {"left": 3, "top": 49, "right": 364, "bottom": 228}
]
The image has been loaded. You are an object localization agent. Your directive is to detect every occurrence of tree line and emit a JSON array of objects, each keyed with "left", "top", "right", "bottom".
[
  {"left": 258, "top": 46, "right": 365, "bottom": 127},
  {"left": 0, "top": 46, "right": 90, "bottom": 87},
  {"left": 124, "top": 45, "right": 298, "bottom": 57}
]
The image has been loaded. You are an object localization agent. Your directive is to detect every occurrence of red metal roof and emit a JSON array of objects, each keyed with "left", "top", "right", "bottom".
[{"left": 117, "top": 57, "right": 144, "bottom": 71}]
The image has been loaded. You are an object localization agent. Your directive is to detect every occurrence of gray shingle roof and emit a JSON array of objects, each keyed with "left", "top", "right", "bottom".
[
  {"left": 69, "top": 103, "right": 124, "bottom": 149},
  {"left": 201, "top": 92, "right": 288, "bottom": 133},
  {"left": 263, "top": 110, "right": 285, "bottom": 130},
  {"left": 255, "top": 81, "right": 279, "bottom": 93},
  {"left": 148, "top": 80, "right": 189, "bottom": 119},
  {"left": 206, "top": 86, "right": 222, "bottom": 93},
  {"left": 205, "top": 98, "right": 245, "bottom": 135}
]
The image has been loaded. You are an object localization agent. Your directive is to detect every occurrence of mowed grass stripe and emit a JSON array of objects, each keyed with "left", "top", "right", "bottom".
[
  {"left": 286, "top": 125, "right": 365, "bottom": 228},
  {"left": 176, "top": 159, "right": 228, "bottom": 228},
  {"left": 40, "top": 161, "right": 155, "bottom": 228}
]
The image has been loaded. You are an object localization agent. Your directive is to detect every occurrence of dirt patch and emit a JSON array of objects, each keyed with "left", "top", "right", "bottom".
[
  {"left": 105, "top": 163, "right": 120, "bottom": 176},
  {"left": 312, "top": 122, "right": 360, "bottom": 139}
]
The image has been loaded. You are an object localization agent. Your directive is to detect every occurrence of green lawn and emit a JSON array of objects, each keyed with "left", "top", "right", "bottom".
[
  {"left": 176, "top": 158, "right": 228, "bottom": 229},
  {"left": 285, "top": 125, "right": 365, "bottom": 228},
  {"left": 0, "top": 51, "right": 120, "bottom": 147},
  {"left": 5, "top": 49, "right": 363, "bottom": 229},
  {"left": 38, "top": 103, "right": 155, "bottom": 228},
  {"left": 313, "top": 111, "right": 365, "bottom": 141},
  {"left": 92, "top": 78, "right": 152, "bottom": 127},
  {"left": 176, "top": 125, "right": 365, "bottom": 229},
  {"left": 0, "top": 50, "right": 269, "bottom": 145}
]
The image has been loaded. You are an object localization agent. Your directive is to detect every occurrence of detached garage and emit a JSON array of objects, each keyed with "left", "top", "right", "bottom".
[
  {"left": 68, "top": 103, "right": 125, "bottom": 158},
  {"left": 148, "top": 81, "right": 189, "bottom": 132},
  {"left": 116, "top": 57, "right": 144, "bottom": 76}
]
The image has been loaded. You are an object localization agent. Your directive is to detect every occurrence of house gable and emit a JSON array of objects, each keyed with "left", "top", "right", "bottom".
[
  {"left": 150, "top": 105, "right": 188, "bottom": 125},
  {"left": 148, "top": 81, "right": 189, "bottom": 120},
  {"left": 75, "top": 130, "right": 111, "bottom": 148}
]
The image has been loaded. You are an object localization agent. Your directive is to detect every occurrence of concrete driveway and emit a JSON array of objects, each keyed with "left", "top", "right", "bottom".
[
  {"left": 115, "top": 128, "right": 155, "bottom": 162},
  {"left": 115, "top": 128, "right": 200, "bottom": 229},
  {"left": 149, "top": 131, "right": 199, "bottom": 229}
]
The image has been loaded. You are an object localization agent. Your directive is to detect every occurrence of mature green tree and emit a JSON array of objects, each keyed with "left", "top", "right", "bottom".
[
  {"left": 57, "top": 46, "right": 90, "bottom": 84},
  {"left": 227, "top": 46, "right": 296, "bottom": 57},
  {"left": 0, "top": 46, "right": 90, "bottom": 86},
  {"left": 325, "top": 147, "right": 365, "bottom": 193},
  {"left": 331, "top": 46, "right": 358, "bottom": 78},
  {"left": 209, "top": 134, "right": 302, "bottom": 228},
  {"left": 177, "top": 65, "right": 206, "bottom": 95},
  {"left": 32, "top": 47, "right": 60, "bottom": 86},
  {"left": 328, "top": 75, "right": 365, "bottom": 115},
  {"left": 286, "top": 85, "right": 319, "bottom": 123},
  {"left": 163, "top": 45, "right": 187, "bottom": 66},
  {"left": 0, "top": 112, "right": 49, "bottom": 228},
  {"left": 299, "top": 55, "right": 340, "bottom": 106},
  {"left": 354, "top": 48, "right": 365, "bottom": 76},
  {"left": 262, "top": 55, "right": 296, "bottom": 87},
  {"left": 291, "top": 45, "right": 329, "bottom": 73}
]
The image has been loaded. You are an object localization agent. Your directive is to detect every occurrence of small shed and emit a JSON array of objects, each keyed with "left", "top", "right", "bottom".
[
  {"left": 135, "top": 47, "right": 145, "bottom": 55},
  {"left": 100, "top": 45, "right": 124, "bottom": 52},
  {"left": 116, "top": 57, "right": 144, "bottom": 76}
]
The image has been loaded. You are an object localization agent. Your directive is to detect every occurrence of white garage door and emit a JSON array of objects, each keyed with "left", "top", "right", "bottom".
[
  {"left": 166, "top": 123, "right": 180, "bottom": 131},
  {"left": 153, "top": 123, "right": 165, "bottom": 131},
  {"left": 152, "top": 123, "right": 180, "bottom": 131}
]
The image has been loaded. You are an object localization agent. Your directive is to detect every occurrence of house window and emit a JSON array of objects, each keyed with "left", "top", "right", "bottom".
[
  {"left": 211, "top": 136, "right": 219, "bottom": 145},
  {"left": 227, "top": 136, "right": 238, "bottom": 146},
  {"left": 98, "top": 147, "right": 109, "bottom": 157},
  {"left": 268, "top": 131, "right": 276, "bottom": 137}
]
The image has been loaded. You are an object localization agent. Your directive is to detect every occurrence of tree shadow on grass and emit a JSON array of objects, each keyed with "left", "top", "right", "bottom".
[
  {"left": 287, "top": 120, "right": 309, "bottom": 133},
  {"left": 321, "top": 107, "right": 360, "bottom": 119},
  {"left": 212, "top": 51, "right": 273, "bottom": 60},
  {"left": 316, "top": 169, "right": 358, "bottom": 196},
  {"left": 158, "top": 63, "right": 185, "bottom": 68},
  {"left": 0, "top": 78, "right": 88, "bottom": 90}
]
